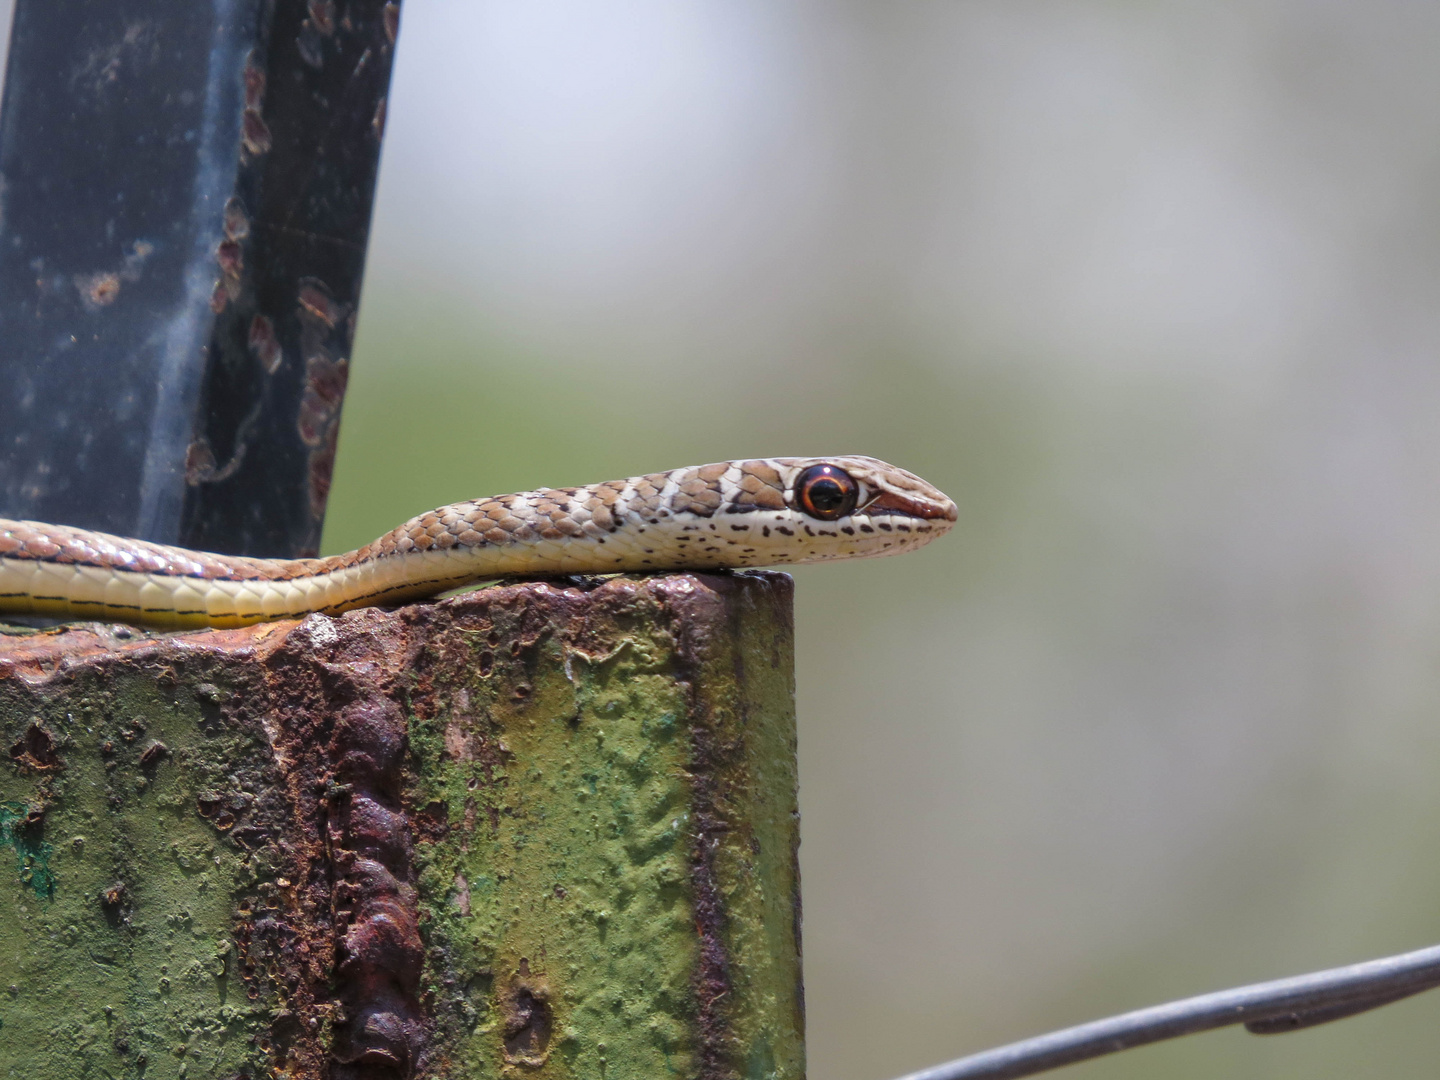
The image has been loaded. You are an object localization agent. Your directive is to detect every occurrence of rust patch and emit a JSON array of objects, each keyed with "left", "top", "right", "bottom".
[
  {"left": 248, "top": 314, "right": 283, "bottom": 374},
  {"left": 298, "top": 355, "right": 349, "bottom": 447},
  {"left": 259, "top": 614, "right": 431, "bottom": 1078},
  {"left": 242, "top": 54, "right": 271, "bottom": 156},
  {"left": 71, "top": 242, "right": 151, "bottom": 312},
  {"left": 75, "top": 271, "right": 120, "bottom": 308},
  {"left": 9, "top": 724, "right": 59, "bottom": 772},
  {"left": 224, "top": 196, "right": 251, "bottom": 241},
  {"left": 293, "top": 276, "right": 351, "bottom": 525},
  {"left": 242, "top": 110, "right": 273, "bottom": 156},
  {"left": 297, "top": 2, "right": 337, "bottom": 70},
  {"left": 297, "top": 279, "right": 341, "bottom": 328},
  {"left": 244, "top": 53, "right": 265, "bottom": 109},
  {"left": 185, "top": 439, "right": 217, "bottom": 484},
  {"left": 308, "top": 0, "right": 337, "bottom": 35},
  {"left": 185, "top": 437, "right": 246, "bottom": 485},
  {"left": 211, "top": 236, "right": 244, "bottom": 313},
  {"left": 196, "top": 793, "right": 237, "bottom": 832},
  {"left": 216, "top": 239, "right": 243, "bottom": 278},
  {"left": 211, "top": 199, "right": 251, "bottom": 314},
  {"left": 308, "top": 442, "right": 338, "bottom": 524}
]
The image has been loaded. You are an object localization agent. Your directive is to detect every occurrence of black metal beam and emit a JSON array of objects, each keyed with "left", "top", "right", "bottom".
[{"left": 0, "top": 0, "right": 399, "bottom": 557}]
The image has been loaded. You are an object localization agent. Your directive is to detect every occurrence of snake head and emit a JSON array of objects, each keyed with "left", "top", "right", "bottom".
[{"left": 756, "top": 455, "right": 957, "bottom": 565}]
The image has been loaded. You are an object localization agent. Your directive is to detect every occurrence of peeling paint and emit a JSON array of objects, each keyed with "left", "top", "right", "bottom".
[
  {"left": 243, "top": 50, "right": 265, "bottom": 107},
  {"left": 309, "top": 0, "right": 338, "bottom": 36},
  {"left": 298, "top": 354, "right": 349, "bottom": 446},
  {"left": 241, "top": 109, "right": 273, "bottom": 155},
  {"left": 241, "top": 53, "right": 271, "bottom": 155},
  {"left": 247, "top": 313, "right": 283, "bottom": 374},
  {"left": 0, "top": 802, "right": 53, "bottom": 899},
  {"left": 223, "top": 196, "right": 250, "bottom": 241}
]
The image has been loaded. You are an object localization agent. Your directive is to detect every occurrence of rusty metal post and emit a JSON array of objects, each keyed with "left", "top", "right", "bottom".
[
  {"left": 0, "top": 573, "right": 805, "bottom": 1079},
  {"left": 0, "top": 0, "right": 399, "bottom": 557}
]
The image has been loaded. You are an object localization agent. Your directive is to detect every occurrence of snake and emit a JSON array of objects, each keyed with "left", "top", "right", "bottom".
[{"left": 0, "top": 456, "right": 955, "bottom": 631}]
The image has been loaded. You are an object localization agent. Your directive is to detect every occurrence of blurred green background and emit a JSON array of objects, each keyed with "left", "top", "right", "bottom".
[
  {"left": 329, "top": 4, "right": 1440, "bottom": 1079},
  {"left": 16, "top": 1, "right": 1440, "bottom": 1077}
]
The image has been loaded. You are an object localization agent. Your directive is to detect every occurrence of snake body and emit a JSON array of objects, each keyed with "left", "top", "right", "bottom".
[{"left": 0, "top": 456, "right": 955, "bottom": 630}]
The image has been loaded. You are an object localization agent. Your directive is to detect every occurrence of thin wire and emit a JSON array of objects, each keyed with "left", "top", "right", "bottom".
[{"left": 887, "top": 942, "right": 1440, "bottom": 1080}]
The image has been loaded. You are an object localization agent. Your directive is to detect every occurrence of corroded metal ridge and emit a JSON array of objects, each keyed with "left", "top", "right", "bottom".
[{"left": 0, "top": 572, "right": 802, "bottom": 1080}]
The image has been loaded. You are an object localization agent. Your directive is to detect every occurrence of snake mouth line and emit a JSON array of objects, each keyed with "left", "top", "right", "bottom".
[{"left": 865, "top": 490, "right": 959, "bottom": 521}]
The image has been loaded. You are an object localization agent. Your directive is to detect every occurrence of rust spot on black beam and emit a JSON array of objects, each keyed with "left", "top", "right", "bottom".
[
  {"left": 242, "top": 108, "right": 273, "bottom": 156},
  {"left": 216, "top": 239, "right": 243, "bottom": 278},
  {"left": 224, "top": 197, "right": 251, "bottom": 241},
  {"left": 297, "top": 354, "right": 347, "bottom": 447},
  {"left": 244, "top": 52, "right": 265, "bottom": 108},
  {"left": 308, "top": 442, "right": 338, "bottom": 524},
  {"left": 248, "top": 314, "right": 283, "bottom": 374},
  {"left": 185, "top": 436, "right": 247, "bottom": 485},
  {"left": 297, "top": 279, "right": 341, "bottom": 328},
  {"left": 308, "top": 0, "right": 337, "bottom": 35},
  {"left": 75, "top": 271, "right": 121, "bottom": 308}
]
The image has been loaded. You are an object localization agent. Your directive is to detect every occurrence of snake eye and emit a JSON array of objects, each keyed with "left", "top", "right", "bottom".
[{"left": 794, "top": 464, "right": 859, "bottom": 521}]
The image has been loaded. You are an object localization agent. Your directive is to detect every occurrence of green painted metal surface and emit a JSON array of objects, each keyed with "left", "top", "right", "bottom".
[
  {"left": 0, "top": 571, "right": 802, "bottom": 1079},
  {"left": 0, "top": 653, "right": 279, "bottom": 1079}
]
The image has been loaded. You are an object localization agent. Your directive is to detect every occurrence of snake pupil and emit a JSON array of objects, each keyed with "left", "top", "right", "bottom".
[
  {"left": 795, "top": 464, "right": 859, "bottom": 521},
  {"left": 810, "top": 480, "right": 844, "bottom": 512}
]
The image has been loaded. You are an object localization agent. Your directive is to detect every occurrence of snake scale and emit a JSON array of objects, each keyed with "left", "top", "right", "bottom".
[{"left": 0, "top": 456, "right": 955, "bottom": 631}]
